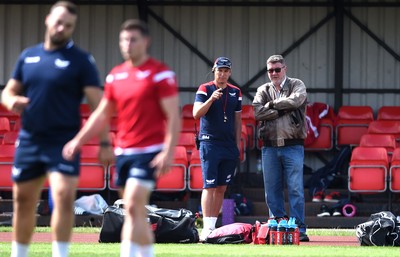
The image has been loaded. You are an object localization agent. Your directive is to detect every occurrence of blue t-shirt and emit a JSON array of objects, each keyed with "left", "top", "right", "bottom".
[
  {"left": 12, "top": 41, "right": 100, "bottom": 142},
  {"left": 195, "top": 81, "right": 242, "bottom": 146}
]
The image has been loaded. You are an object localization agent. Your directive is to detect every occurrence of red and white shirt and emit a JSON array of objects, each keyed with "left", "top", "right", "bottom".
[{"left": 104, "top": 58, "right": 178, "bottom": 154}]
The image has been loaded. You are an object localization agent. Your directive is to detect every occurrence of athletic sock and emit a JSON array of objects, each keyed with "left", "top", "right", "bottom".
[
  {"left": 120, "top": 240, "right": 139, "bottom": 257},
  {"left": 202, "top": 217, "right": 211, "bottom": 230},
  {"left": 138, "top": 244, "right": 154, "bottom": 257},
  {"left": 52, "top": 241, "right": 70, "bottom": 257},
  {"left": 11, "top": 241, "right": 29, "bottom": 257},
  {"left": 210, "top": 217, "right": 218, "bottom": 230}
]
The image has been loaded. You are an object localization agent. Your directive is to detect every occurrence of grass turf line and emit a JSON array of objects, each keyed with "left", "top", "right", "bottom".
[
  {"left": 0, "top": 227, "right": 354, "bottom": 236},
  {"left": 0, "top": 243, "right": 399, "bottom": 257}
]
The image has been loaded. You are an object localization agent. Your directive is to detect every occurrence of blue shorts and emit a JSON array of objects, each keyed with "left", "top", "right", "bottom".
[
  {"left": 12, "top": 138, "right": 80, "bottom": 183},
  {"left": 115, "top": 152, "right": 159, "bottom": 187},
  {"left": 200, "top": 142, "right": 239, "bottom": 188}
]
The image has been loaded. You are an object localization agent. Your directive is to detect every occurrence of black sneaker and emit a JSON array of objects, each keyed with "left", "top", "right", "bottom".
[
  {"left": 300, "top": 232, "right": 310, "bottom": 242},
  {"left": 317, "top": 204, "right": 331, "bottom": 217}
]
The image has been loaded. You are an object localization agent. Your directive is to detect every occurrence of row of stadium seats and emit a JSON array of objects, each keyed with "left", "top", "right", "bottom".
[
  {"left": 2, "top": 104, "right": 399, "bottom": 152},
  {"left": 348, "top": 147, "right": 400, "bottom": 193},
  {"left": 0, "top": 145, "right": 204, "bottom": 192}
]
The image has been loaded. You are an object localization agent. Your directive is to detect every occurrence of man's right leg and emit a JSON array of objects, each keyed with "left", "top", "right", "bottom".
[
  {"left": 12, "top": 176, "right": 46, "bottom": 257},
  {"left": 120, "top": 178, "right": 153, "bottom": 257},
  {"left": 261, "top": 146, "right": 286, "bottom": 218}
]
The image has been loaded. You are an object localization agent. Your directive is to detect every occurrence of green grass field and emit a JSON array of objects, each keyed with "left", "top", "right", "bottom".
[{"left": 0, "top": 228, "right": 398, "bottom": 257}]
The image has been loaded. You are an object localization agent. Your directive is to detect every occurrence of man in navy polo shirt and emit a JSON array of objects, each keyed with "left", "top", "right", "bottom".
[
  {"left": 1, "top": 2, "right": 113, "bottom": 257},
  {"left": 193, "top": 57, "right": 242, "bottom": 241}
]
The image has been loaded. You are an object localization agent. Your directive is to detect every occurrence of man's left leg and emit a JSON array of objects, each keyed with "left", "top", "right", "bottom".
[
  {"left": 282, "top": 145, "right": 309, "bottom": 241},
  {"left": 49, "top": 172, "right": 79, "bottom": 257}
]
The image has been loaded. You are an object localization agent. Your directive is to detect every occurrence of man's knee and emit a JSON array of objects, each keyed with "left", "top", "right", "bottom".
[{"left": 215, "top": 186, "right": 227, "bottom": 195}]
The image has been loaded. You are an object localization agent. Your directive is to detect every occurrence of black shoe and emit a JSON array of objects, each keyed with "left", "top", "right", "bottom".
[{"left": 300, "top": 232, "right": 310, "bottom": 242}]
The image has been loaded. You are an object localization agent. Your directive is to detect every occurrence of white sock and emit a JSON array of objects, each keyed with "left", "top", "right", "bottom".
[
  {"left": 138, "top": 244, "right": 154, "bottom": 257},
  {"left": 210, "top": 217, "right": 217, "bottom": 230},
  {"left": 52, "top": 241, "right": 70, "bottom": 257},
  {"left": 202, "top": 217, "right": 211, "bottom": 230},
  {"left": 11, "top": 241, "right": 29, "bottom": 257},
  {"left": 120, "top": 240, "right": 139, "bottom": 257}
]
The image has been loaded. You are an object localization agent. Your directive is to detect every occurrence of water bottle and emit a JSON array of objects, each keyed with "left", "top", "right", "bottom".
[
  {"left": 291, "top": 218, "right": 300, "bottom": 245},
  {"left": 277, "top": 219, "right": 288, "bottom": 245},
  {"left": 268, "top": 219, "right": 278, "bottom": 245},
  {"left": 287, "top": 218, "right": 295, "bottom": 245}
]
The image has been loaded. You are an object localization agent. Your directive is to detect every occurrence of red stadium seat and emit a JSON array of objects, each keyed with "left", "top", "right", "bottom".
[
  {"left": 78, "top": 145, "right": 106, "bottom": 191},
  {"left": 13, "top": 118, "right": 21, "bottom": 131},
  {"left": 305, "top": 118, "right": 334, "bottom": 151},
  {"left": 348, "top": 147, "right": 388, "bottom": 193},
  {"left": 359, "top": 134, "right": 396, "bottom": 161},
  {"left": 0, "top": 105, "right": 20, "bottom": 130},
  {"left": 241, "top": 105, "right": 256, "bottom": 149},
  {"left": 177, "top": 132, "right": 196, "bottom": 161},
  {"left": 377, "top": 106, "right": 400, "bottom": 121},
  {"left": 188, "top": 148, "right": 203, "bottom": 191},
  {"left": 367, "top": 120, "right": 400, "bottom": 147},
  {"left": 0, "top": 117, "right": 11, "bottom": 138},
  {"left": 389, "top": 148, "right": 400, "bottom": 192},
  {"left": 156, "top": 146, "right": 187, "bottom": 191},
  {"left": 181, "top": 104, "right": 194, "bottom": 119},
  {"left": 181, "top": 118, "right": 199, "bottom": 133},
  {"left": 335, "top": 106, "right": 374, "bottom": 148},
  {"left": 2, "top": 131, "right": 18, "bottom": 145},
  {"left": 0, "top": 145, "right": 16, "bottom": 190}
]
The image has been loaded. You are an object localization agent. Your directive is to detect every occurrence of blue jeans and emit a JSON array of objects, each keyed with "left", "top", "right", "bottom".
[{"left": 261, "top": 145, "right": 306, "bottom": 232}]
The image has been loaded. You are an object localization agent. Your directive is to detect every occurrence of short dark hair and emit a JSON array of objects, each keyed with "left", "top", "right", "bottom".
[
  {"left": 120, "top": 19, "right": 149, "bottom": 36},
  {"left": 50, "top": 1, "right": 78, "bottom": 15}
]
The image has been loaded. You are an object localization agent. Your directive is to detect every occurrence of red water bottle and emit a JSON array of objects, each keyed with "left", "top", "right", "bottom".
[
  {"left": 268, "top": 219, "right": 278, "bottom": 245},
  {"left": 293, "top": 227, "right": 300, "bottom": 245}
]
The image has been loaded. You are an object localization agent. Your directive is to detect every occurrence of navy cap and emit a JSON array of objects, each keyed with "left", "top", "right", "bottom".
[{"left": 212, "top": 57, "right": 232, "bottom": 71}]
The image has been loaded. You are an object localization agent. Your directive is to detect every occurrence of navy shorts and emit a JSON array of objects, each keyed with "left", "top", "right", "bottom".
[
  {"left": 12, "top": 138, "right": 80, "bottom": 183},
  {"left": 200, "top": 142, "right": 239, "bottom": 188},
  {"left": 115, "top": 152, "right": 159, "bottom": 187}
]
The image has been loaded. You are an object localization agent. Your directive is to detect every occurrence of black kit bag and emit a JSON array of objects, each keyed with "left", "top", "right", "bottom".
[
  {"left": 99, "top": 205, "right": 125, "bottom": 243},
  {"left": 99, "top": 202, "right": 199, "bottom": 243},
  {"left": 146, "top": 205, "right": 199, "bottom": 243},
  {"left": 356, "top": 211, "right": 400, "bottom": 246}
]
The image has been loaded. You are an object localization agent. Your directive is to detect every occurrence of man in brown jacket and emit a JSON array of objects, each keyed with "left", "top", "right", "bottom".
[{"left": 253, "top": 55, "right": 309, "bottom": 241}]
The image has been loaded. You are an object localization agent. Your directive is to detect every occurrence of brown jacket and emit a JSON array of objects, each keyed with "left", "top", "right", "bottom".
[{"left": 252, "top": 77, "right": 307, "bottom": 146}]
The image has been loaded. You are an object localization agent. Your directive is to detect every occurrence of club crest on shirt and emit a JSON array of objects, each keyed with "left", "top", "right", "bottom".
[{"left": 54, "top": 58, "right": 70, "bottom": 69}]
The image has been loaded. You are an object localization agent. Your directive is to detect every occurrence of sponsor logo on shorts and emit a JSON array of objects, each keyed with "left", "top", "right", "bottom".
[
  {"left": 15, "top": 139, "right": 20, "bottom": 148},
  {"left": 201, "top": 135, "right": 210, "bottom": 140},
  {"left": 58, "top": 163, "right": 75, "bottom": 173},
  {"left": 129, "top": 168, "right": 147, "bottom": 178},
  {"left": 12, "top": 166, "right": 22, "bottom": 177},
  {"left": 206, "top": 179, "right": 215, "bottom": 185},
  {"left": 226, "top": 174, "right": 232, "bottom": 183}
]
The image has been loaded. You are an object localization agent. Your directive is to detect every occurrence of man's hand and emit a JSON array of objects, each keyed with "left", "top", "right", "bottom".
[
  {"left": 62, "top": 139, "right": 82, "bottom": 161},
  {"left": 210, "top": 88, "right": 223, "bottom": 102},
  {"left": 98, "top": 145, "right": 115, "bottom": 165},
  {"left": 9, "top": 96, "right": 29, "bottom": 114},
  {"left": 150, "top": 150, "right": 174, "bottom": 178}
]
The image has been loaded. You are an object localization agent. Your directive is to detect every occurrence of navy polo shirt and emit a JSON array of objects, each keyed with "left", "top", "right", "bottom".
[
  {"left": 195, "top": 81, "right": 242, "bottom": 147},
  {"left": 11, "top": 41, "right": 100, "bottom": 143}
]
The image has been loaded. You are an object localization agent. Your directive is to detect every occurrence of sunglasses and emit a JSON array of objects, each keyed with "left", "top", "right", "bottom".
[{"left": 267, "top": 66, "right": 285, "bottom": 74}]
